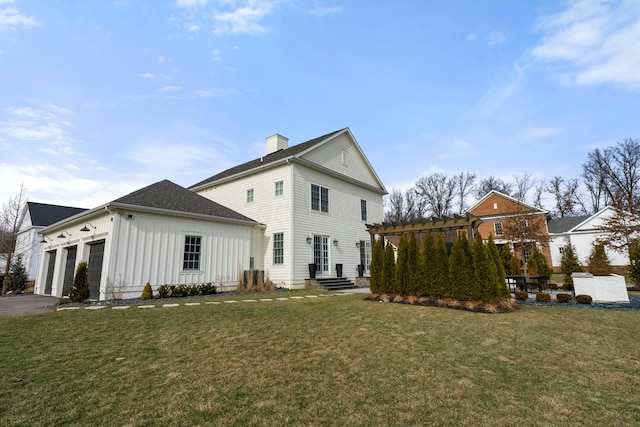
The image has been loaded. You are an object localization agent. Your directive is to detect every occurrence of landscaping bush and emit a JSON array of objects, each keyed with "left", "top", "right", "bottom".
[
  {"left": 156, "top": 283, "right": 216, "bottom": 299},
  {"left": 556, "top": 293, "right": 572, "bottom": 304},
  {"left": 561, "top": 244, "right": 582, "bottom": 288},
  {"left": 4, "top": 255, "right": 28, "bottom": 293},
  {"left": 69, "top": 261, "right": 89, "bottom": 303},
  {"left": 587, "top": 244, "right": 612, "bottom": 276},
  {"left": 576, "top": 294, "right": 593, "bottom": 305},
  {"left": 515, "top": 291, "right": 529, "bottom": 301},
  {"left": 536, "top": 293, "right": 551, "bottom": 302},
  {"left": 141, "top": 282, "right": 153, "bottom": 300}
]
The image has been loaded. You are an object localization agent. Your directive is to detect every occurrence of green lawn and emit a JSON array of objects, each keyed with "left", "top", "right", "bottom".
[{"left": 1, "top": 292, "right": 640, "bottom": 426}]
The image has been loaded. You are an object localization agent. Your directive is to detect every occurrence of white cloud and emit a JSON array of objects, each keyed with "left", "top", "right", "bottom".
[
  {"left": 159, "top": 85, "right": 183, "bottom": 91},
  {"left": 466, "top": 33, "right": 478, "bottom": 41},
  {"left": 532, "top": 0, "right": 640, "bottom": 90},
  {"left": 307, "top": 6, "right": 344, "bottom": 17},
  {"left": 174, "top": 0, "right": 280, "bottom": 36},
  {"left": 484, "top": 30, "right": 507, "bottom": 45},
  {"left": 470, "top": 63, "right": 526, "bottom": 117},
  {"left": 136, "top": 72, "right": 164, "bottom": 79},
  {"left": 0, "top": 105, "right": 75, "bottom": 145},
  {"left": 157, "top": 56, "right": 170, "bottom": 63},
  {"left": 0, "top": 3, "right": 37, "bottom": 30},
  {"left": 516, "top": 127, "right": 562, "bottom": 140}
]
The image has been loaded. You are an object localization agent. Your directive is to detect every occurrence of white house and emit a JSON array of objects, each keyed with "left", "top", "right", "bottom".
[
  {"left": 190, "top": 127, "right": 387, "bottom": 288},
  {"left": 35, "top": 180, "right": 264, "bottom": 300},
  {"left": 548, "top": 206, "right": 630, "bottom": 272},
  {"left": 14, "top": 202, "right": 87, "bottom": 282}
]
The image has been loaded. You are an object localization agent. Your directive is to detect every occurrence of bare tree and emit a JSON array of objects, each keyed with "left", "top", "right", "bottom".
[
  {"left": 532, "top": 180, "right": 546, "bottom": 210},
  {"left": 582, "top": 139, "right": 640, "bottom": 213},
  {"left": 474, "top": 175, "right": 513, "bottom": 200},
  {"left": 384, "top": 188, "right": 405, "bottom": 222},
  {"left": 453, "top": 171, "right": 476, "bottom": 214},
  {"left": 414, "top": 173, "right": 456, "bottom": 218},
  {"left": 512, "top": 172, "right": 536, "bottom": 202},
  {"left": 1, "top": 183, "right": 28, "bottom": 293},
  {"left": 596, "top": 207, "right": 640, "bottom": 257},
  {"left": 547, "top": 176, "right": 582, "bottom": 218}
]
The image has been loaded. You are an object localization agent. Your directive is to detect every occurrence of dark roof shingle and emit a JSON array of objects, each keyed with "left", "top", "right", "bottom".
[
  {"left": 112, "top": 179, "right": 258, "bottom": 224},
  {"left": 189, "top": 128, "right": 346, "bottom": 189},
  {"left": 547, "top": 215, "right": 590, "bottom": 233},
  {"left": 27, "top": 202, "right": 87, "bottom": 227}
]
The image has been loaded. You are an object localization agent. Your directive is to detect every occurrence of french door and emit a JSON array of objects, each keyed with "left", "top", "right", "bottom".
[{"left": 313, "top": 235, "right": 330, "bottom": 276}]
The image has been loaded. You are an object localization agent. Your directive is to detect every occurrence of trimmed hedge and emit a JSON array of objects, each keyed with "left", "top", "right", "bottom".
[
  {"left": 556, "top": 293, "right": 572, "bottom": 304},
  {"left": 157, "top": 283, "right": 216, "bottom": 298},
  {"left": 515, "top": 291, "right": 529, "bottom": 301},
  {"left": 576, "top": 294, "right": 593, "bottom": 305},
  {"left": 536, "top": 293, "right": 551, "bottom": 302}
]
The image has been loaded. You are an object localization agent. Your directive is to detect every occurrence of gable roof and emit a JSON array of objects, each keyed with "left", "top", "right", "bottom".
[
  {"left": 189, "top": 127, "right": 386, "bottom": 193},
  {"left": 547, "top": 215, "right": 591, "bottom": 234},
  {"left": 110, "top": 180, "right": 258, "bottom": 224},
  {"left": 467, "top": 190, "right": 548, "bottom": 216},
  {"left": 26, "top": 202, "right": 87, "bottom": 227}
]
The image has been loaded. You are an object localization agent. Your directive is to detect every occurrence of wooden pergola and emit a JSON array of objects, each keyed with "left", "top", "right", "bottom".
[{"left": 366, "top": 213, "right": 483, "bottom": 246}]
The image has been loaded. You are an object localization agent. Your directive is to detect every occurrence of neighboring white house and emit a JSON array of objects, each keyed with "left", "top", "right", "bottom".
[
  {"left": 14, "top": 202, "right": 87, "bottom": 282},
  {"left": 190, "top": 127, "right": 387, "bottom": 288},
  {"left": 548, "top": 206, "right": 630, "bottom": 271},
  {"left": 35, "top": 180, "right": 264, "bottom": 300}
]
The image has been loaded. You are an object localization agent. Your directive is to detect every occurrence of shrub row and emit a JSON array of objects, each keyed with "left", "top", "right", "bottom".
[
  {"left": 521, "top": 293, "right": 593, "bottom": 305},
  {"left": 370, "top": 231, "right": 510, "bottom": 304},
  {"left": 156, "top": 283, "right": 217, "bottom": 299}
]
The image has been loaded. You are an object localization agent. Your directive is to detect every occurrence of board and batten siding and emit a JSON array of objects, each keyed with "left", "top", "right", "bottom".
[
  {"left": 291, "top": 163, "right": 383, "bottom": 287},
  {"left": 196, "top": 164, "right": 293, "bottom": 286},
  {"left": 106, "top": 211, "right": 256, "bottom": 298},
  {"left": 300, "top": 133, "right": 381, "bottom": 190},
  {"left": 35, "top": 212, "right": 113, "bottom": 298}
]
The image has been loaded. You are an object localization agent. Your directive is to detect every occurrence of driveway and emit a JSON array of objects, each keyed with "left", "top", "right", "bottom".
[{"left": 0, "top": 294, "right": 59, "bottom": 317}]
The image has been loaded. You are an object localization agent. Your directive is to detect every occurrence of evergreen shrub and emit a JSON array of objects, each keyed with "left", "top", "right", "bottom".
[
  {"left": 141, "top": 282, "right": 153, "bottom": 299},
  {"left": 4, "top": 255, "right": 28, "bottom": 293},
  {"left": 556, "top": 293, "right": 572, "bottom": 303},
  {"left": 587, "top": 244, "right": 612, "bottom": 276},
  {"left": 515, "top": 291, "right": 529, "bottom": 301},
  {"left": 536, "top": 293, "right": 551, "bottom": 302},
  {"left": 69, "top": 261, "right": 90, "bottom": 303},
  {"left": 576, "top": 294, "right": 593, "bottom": 305}
]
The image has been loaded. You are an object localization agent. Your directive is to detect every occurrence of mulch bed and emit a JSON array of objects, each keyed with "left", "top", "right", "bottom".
[{"left": 366, "top": 293, "right": 518, "bottom": 313}]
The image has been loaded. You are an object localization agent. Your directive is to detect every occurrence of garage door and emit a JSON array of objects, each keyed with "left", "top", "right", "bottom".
[
  {"left": 88, "top": 241, "right": 105, "bottom": 299},
  {"left": 44, "top": 250, "right": 57, "bottom": 295},
  {"left": 61, "top": 246, "right": 77, "bottom": 296}
]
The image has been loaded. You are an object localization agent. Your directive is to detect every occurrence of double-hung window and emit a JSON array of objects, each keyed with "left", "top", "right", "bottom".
[
  {"left": 183, "top": 235, "right": 201, "bottom": 270},
  {"left": 275, "top": 181, "right": 284, "bottom": 196},
  {"left": 361, "top": 199, "right": 367, "bottom": 221},
  {"left": 273, "top": 233, "right": 284, "bottom": 264},
  {"left": 311, "top": 184, "right": 329, "bottom": 213},
  {"left": 247, "top": 188, "right": 254, "bottom": 203},
  {"left": 494, "top": 222, "right": 503, "bottom": 236}
]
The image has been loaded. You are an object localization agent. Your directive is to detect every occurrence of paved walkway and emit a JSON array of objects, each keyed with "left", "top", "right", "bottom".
[{"left": 0, "top": 294, "right": 59, "bottom": 317}]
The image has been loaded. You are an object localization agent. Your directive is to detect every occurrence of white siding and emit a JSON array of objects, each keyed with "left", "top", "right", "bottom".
[
  {"left": 300, "top": 133, "right": 382, "bottom": 189},
  {"left": 291, "top": 164, "right": 383, "bottom": 287},
  {"left": 197, "top": 164, "right": 292, "bottom": 286}
]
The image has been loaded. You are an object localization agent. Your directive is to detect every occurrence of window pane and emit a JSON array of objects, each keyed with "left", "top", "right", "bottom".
[
  {"left": 311, "top": 184, "right": 319, "bottom": 210},
  {"left": 183, "top": 235, "right": 201, "bottom": 270},
  {"left": 321, "top": 187, "right": 329, "bottom": 213},
  {"left": 361, "top": 199, "right": 367, "bottom": 221},
  {"left": 273, "top": 233, "right": 284, "bottom": 264},
  {"left": 275, "top": 181, "right": 283, "bottom": 196},
  {"left": 247, "top": 188, "right": 254, "bottom": 203}
]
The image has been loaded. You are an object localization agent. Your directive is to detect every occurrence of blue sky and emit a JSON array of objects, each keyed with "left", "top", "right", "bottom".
[{"left": 1, "top": 0, "right": 639, "bottom": 209}]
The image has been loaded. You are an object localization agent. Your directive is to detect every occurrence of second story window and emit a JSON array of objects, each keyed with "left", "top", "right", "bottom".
[
  {"left": 275, "top": 181, "right": 284, "bottom": 196},
  {"left": 361, "top": 199, "right": 367, "bottom": 221},
  {"left": 494, "top": 222, "right": 503, "bottom": 236},
  {"left": 247, "top": 188, "right": 254, "bottom": 203},
  {"left": 311, "top": 184, "right": 329, "bottom": 213}
]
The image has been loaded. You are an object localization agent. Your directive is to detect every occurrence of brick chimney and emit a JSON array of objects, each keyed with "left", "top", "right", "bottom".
[{"left": 266, "top": 134, "right": 288, "bottom": 155}]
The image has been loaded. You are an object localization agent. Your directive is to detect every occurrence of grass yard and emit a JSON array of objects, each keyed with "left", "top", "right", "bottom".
[{"left": 1, "top": 292, "right": 640, "bottom": 426}]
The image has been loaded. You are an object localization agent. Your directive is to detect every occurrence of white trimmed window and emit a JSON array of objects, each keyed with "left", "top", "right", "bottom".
[
  {"left": 183, "top": 235, "right": 201, "bottom": 270},
  {"left": 311, "top": 184, "right": 329, "bottom": 213},
  {"left": 273, "top": 233, "right": 284, "bottom": 264},
  {"left": 275, "top": 181, "right": 284, "bottom": 196},
  {"left": 247, "top": 188, "right": 254, "bottom": 203}
]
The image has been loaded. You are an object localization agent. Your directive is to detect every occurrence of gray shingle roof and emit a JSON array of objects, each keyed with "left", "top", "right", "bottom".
[
  {"left": 547, "top": 215, "right": 590, "bottom": 233},
  {"left": 112, "top": 180, "right": 258, "bottom": 224},
  {"left": 189, "top": 128, "right": 347, "bottom": 189},
  {"left": 27, "top": 202, "right": 87, "bottom": 227}
]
